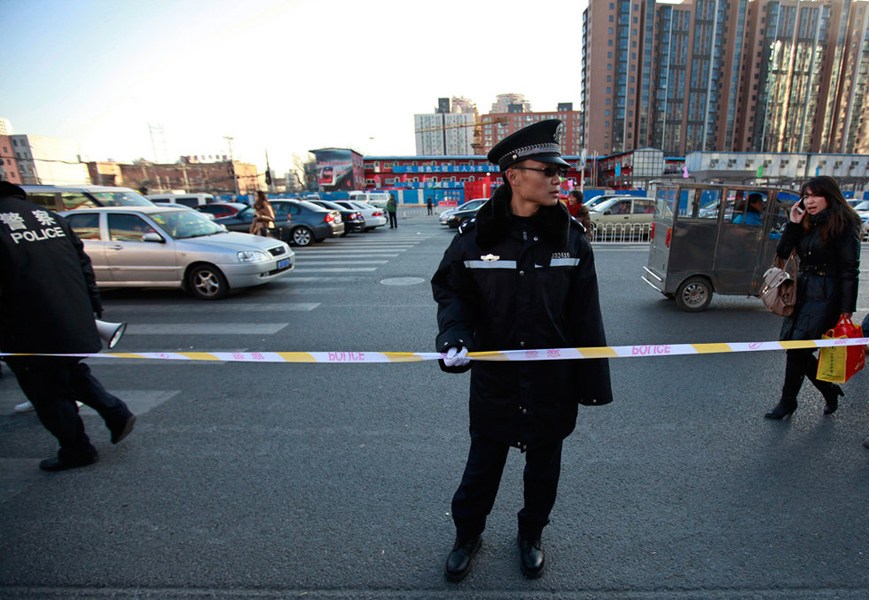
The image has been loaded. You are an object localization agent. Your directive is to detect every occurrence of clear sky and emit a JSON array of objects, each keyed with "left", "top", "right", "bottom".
[{"left": 2, "top": 0, "right": 587, "bottom": 173}]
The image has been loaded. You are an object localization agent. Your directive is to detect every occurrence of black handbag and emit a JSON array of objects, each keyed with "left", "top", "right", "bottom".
[{"left": 759, "top": 251, "right": 797, "bottom": 317}]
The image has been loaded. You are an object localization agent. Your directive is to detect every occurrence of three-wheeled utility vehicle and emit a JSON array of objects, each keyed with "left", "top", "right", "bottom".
[{"left": 642, "top": 182, "right": 801, "bottom": 312}]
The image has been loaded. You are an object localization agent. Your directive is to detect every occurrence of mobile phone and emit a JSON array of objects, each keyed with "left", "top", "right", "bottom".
[{"left": 796, "top": 198, "right": 806, "bottom": 212}]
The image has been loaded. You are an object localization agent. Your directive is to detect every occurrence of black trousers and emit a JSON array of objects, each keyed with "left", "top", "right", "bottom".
[
  {"left": 7, "top": 357, "right": 131, "bottom": 460},
  {"left": 388, "top": 212, "right": 398, "bottom": 228},
  {"left": 451, "top": 431, "right": 563, "bottom": 541},
  {"left": 781, "top": 348, "right": 839, "bottom": 403}
]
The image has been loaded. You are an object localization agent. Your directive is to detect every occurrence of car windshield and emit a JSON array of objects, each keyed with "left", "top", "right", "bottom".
[
  {"left": 150, "top": 210, "right": 225, "bottom": 239},
  {"left": 853, "top": 200, "right": 869, "bottom": 211},
  {"left": 91, "top": 190, "right": 154, "bottom": 206},
  {"left": 589, "top": 198, "right": 618, "bottom": 213}
]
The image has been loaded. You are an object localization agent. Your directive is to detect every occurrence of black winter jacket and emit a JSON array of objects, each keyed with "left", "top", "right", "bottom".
[
  {"left": 431, "top": 186, "right": 612, "bottom": 450},
  {"left": 0, "top": 194, "right": 102, "bottom": 354},
  {"left": 775, "top": 212, "right": 860, "bottom": 341}
]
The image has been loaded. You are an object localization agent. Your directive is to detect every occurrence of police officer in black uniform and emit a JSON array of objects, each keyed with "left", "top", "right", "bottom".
[
  {"left": 432, "top": 120, "right": 612, "bottom": 581},
  {"left": 0, "top": 182, "right": 136, "bottom": 472}
]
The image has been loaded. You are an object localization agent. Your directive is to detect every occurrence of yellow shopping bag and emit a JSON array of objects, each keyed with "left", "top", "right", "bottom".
[{"left": 817, "top": 316, "right": 866, "bottom": 383}]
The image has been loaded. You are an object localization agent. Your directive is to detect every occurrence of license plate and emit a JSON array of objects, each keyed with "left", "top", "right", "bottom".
[{"left": 277, "top": 259, "right": 290, "bottom": 269}]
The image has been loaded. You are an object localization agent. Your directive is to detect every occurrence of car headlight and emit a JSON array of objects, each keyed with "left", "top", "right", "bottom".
[{"left": 237, "top": 250, "right": 270, "bottom": 263}]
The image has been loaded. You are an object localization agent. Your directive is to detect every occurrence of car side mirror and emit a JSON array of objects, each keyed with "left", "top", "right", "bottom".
[
  {"left": 218, "top": 224, "right": 228, "bottom": 232},
  {"left": 142, "top": 232, "right": 165, "bottom": 243}
]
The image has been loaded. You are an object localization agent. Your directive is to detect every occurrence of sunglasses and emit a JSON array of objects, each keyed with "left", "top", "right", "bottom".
[{"left": 512, "top": 166, "right": 569, "bottom": 178}]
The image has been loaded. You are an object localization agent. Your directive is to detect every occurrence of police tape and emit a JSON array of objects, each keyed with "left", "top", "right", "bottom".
[{"left": 1, "top": 337, "right": 868, "bottom": 364}]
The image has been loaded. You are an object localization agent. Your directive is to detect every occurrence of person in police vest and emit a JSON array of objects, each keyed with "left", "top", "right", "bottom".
[
  {"left": 431, "top": 120, "right": 612, "bottom": 581},
  {"left": 0, "top": 181, "right": 136, "bottom": 472}
]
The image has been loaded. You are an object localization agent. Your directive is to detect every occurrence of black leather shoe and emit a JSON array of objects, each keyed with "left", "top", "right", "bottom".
[
  {"left": 764, "top": 401, "right": 797, "bottom": 420},
  {"left": 110, "top": 414, "right": 136, "bottom": 444},
  {"left": 39, "top": 451, "right": 98, "bottom": 472},
  {"left": 445, "top": 534, "right": 482, "bottom": 582},
  {"left": 518, "top": 535, "right": 545, "bottom": 579},
  {"left": 823, "top": 386, "right": 844, "bottom": 415}
]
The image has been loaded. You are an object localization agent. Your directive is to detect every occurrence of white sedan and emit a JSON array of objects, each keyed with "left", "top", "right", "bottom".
[
  {"left": 333, "top": 200, "right": 387, "bottom": 230},
  {"left": 61, "top": 206, "right": 294, "bottom": 300}
]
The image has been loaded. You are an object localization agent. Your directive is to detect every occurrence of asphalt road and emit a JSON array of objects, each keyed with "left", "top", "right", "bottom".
[{"left": 1, "top": 213, "right": 867, "bottom": 599}]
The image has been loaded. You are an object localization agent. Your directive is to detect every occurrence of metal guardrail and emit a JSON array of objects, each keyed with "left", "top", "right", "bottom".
[{"left": 591, "top": 222, "right": 651, "bottom": 243}]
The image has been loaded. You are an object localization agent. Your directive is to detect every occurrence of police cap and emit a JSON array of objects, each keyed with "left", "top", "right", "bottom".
[{"left": 487, "top": 119, "right": 570, "bottom": 171}]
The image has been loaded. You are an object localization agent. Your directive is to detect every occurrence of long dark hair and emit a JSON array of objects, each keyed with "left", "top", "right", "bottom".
[
  {"left": 255, "top": 190, "right": 270, "bottom": 209},
  {"left": 799, "top": 176, "right": 860, "bottom": 241}
]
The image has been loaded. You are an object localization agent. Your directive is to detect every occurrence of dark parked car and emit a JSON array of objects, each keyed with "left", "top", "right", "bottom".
[
  {"left": 196, "top": 203, "right": 245, "bottom": 219},
  {"left": 307, "top": 199, "right": 365, "bottom": 234},
  {"left": 214, "top": 200, "right": 344, "bottom": 246},
  {"left": 446, "top": 200, "right": 487, "bottom": 228}
]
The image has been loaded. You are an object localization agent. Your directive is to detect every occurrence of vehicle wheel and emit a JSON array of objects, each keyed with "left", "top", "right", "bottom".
[
  {"left": 674, "top": 276, "right": 712, "bottom": 312},
  {"left": 187, "top": 264, "right": 228, "bottom": 300},
  {"left": 291, "top": 226, "right": 313, "bottom": 246}
]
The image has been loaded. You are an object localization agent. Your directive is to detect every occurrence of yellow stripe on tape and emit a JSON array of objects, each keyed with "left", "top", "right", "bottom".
[
  {"left": 276, "top": 352, "right": 318, "bottom": 363},
  {"left": 691, "top": 343, "right": 733, "bottom": 355},
  {"left": 579, "top": 346, "right": 620, "bottom": 358}
]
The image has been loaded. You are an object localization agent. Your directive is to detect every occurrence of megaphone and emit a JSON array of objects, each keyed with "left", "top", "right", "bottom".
[{"left": 95, "top": 319, "right": 127, "bottom": 349}]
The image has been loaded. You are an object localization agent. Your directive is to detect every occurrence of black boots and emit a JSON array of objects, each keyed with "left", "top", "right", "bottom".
[
  {"left": 764, "top": 400, "right": 797, "bottom": 420},
  {"left": 445, "top": 534, "right": 482, "bottom": 582},
  {"left": 822, "top": 385, "right": 844, "bottom": 415},
  {"left": 518, "top": 535, "right": 545, "bottom": 578},
  {"left": 765, "top": 384, "right": 845, "bottom": 419}
]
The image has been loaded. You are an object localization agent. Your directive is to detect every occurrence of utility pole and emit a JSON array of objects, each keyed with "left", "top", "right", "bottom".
[{"left": 224, "top": 135, "right": 239, "bottom": 197}]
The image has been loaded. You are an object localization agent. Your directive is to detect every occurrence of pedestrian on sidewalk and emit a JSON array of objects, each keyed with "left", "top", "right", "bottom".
[
  {"left": 427, "top": 197, "right": 434, "bottom": 215},
  {"left": 387, "top": 193, "right": 398, "bottom": 228},
  {"left": 432, "top": 120, "right": 612, "bottom": 582},
  {"left": 0, "top": 182, "right": 136, "bottom": 472}
]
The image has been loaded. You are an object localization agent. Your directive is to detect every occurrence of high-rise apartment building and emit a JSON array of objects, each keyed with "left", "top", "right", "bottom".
[
  {"left": 581, "top": 0, "right": 869, "bottom": 156},
  {"left": 414, "top": 97, "right": 478, "bottom": 155}
]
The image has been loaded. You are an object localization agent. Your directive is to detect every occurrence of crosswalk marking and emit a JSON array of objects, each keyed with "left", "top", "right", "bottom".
[
  {"left": 293, "top": 267, "right": 378, "bottom": 273},
  {"left": 105, "top": 303, "right": 319, "bottom": 312},
  {"left": 297, "top": 260, "right": 388, "bottom": 265},
  {"left": 288, "top": 276, "right": 363, "bottom": 282},
  {"left": 294, "top": 252, "right": 400, "bottom": 257},
  {"left": 126, "top": 323, "right": 288, "bottom": 335}
]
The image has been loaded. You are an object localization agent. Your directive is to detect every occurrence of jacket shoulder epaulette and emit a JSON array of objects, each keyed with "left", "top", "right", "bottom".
[
  {"left": 568, "top": 215, "right": 587, "bottom": 234},
  {"left": 458, "top": 218, "right": 478, "bottom": 235}
]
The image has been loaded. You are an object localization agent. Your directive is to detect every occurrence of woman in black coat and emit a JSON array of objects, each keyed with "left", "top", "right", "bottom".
[{"left": 765, "top": 176, "right": 861, "bottom": 419}]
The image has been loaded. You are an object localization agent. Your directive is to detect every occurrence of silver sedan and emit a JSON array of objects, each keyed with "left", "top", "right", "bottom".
[
  {"left": 333, "top": 200, "right": 387, "bottom": 230},
  {"left": 61, "top": 206, "right": 294, "bottom": 300}
]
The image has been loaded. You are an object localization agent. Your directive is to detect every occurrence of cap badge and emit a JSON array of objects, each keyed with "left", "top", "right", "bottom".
[
  {"left": 481, "top": 254, "right": 500, "bottom": 262},
  {"left": 553, "top": 123, "right": 564, "bottom": 144}
]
